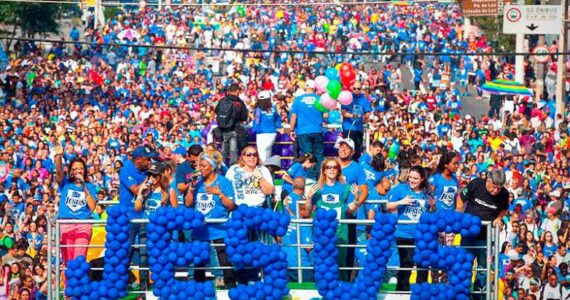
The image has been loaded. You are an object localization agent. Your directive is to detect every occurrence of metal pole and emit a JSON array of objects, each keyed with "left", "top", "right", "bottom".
[
  {"left": 55, "top": 220, "right": 61, "bottom": 299},
  {"left": 515, "top": 0, "right": 526, "bottom": 84},
  {"left": 47, "top": 221, "right": 52, "bottom": 300},
  {"left": 556, "top": 0, "right": 569, "bottom": 115},
  {"left": 493, "top": 226, "right": 494, "bottom": 299},
  {"left": 486, "top": 223, "right": 492, "bottom": 300}
]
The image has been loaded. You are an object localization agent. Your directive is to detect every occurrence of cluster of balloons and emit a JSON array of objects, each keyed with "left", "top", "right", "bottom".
[
  {"left": 225, "top": 205, "right": 291, "bottom": 300},
  {"left": 412, "top": 211, "right": 481, "bottom": 300},
  {"left": 65, "top": 206, "right": 131, "bottom": 300},
  {"left": 313, "top": 209, "right": 396, "bottom": 300},
  {"left": 314, "top": 63, "right": 358, "bottom": 113},
  {"left": 147, "top": 207, "right": 214, "bottom": 299}
]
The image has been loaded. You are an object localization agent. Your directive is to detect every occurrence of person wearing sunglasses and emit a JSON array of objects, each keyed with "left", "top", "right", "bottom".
[
  {"left": 340, "top": 81, "right": 371, "bottom": 161},
  {"left": 225, "top": 146, "right": 274, "bottom": 208},
  {"left": 305, "top": 158, "right": 360, "bottom": 281}
]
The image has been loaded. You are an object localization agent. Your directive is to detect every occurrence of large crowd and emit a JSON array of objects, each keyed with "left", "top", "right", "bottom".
[{"left": 0, "top": 1, "right": 568, "bottom": 299}]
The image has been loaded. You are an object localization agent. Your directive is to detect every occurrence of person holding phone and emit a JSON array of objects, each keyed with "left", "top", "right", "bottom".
[{"left": 54, "top": 146, "right": 97, "bottom": 265}]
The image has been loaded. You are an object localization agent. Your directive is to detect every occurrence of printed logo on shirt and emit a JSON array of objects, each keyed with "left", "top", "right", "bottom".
[
  {"left": 474, "top": 198, "right": 497, "bottom": 210},
  {"left": 322, "top": 193, "right": 340, "bottom": 205},
  {"left": 439, "top": 186, "right": 457, "bottom": 207},
  {"left": 301, "top": 96, "right": 317, "bottom": 106},
  {"left": 196, "top": 193, "right": 215, "bottom": 215},
  {"left": 363, "top": 168, "right": 377, "bottom": 182},
  {"left": 233, "top": 170, "right": 261, "bottom": 200},
  {"left": 65, "top": 190, "right": 87, "bottom": 212},
  {"left": 402, "top": 199, "right": 426, "bottom": 221}
]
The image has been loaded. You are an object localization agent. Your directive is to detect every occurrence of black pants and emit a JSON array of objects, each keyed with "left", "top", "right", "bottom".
[
  {"left": 396, "top": 238, "right": 427, "bottom": 291},
  {"left": 343, "top": 130, "right": 364, "bottom": 161},
  {"left": 194, "top": 238, "right": 236, "bottom": 285}
]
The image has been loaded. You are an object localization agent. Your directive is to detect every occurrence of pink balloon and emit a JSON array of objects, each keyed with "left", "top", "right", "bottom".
[
  {"left": 320, "top": 93, "right": 337, "bottom": 110},
  {"left": 315, "top": 76, "right": 329, "bottom": 94},
  {"left": 337, "top": 91, "right": 353, "bottom": 105}
]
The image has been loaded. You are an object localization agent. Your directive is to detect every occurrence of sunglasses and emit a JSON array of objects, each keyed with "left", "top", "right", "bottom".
[
  {"left": 244, "top": 152, "right": 258, "bottom": 157},
  {"left": 325, "top": 165, "right": 339, "bottom": 170}
]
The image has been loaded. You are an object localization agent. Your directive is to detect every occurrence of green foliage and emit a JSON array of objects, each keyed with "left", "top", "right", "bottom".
[
  {"left": 104, "top": 6, "right": 123, "bottom": 21},
  {"left": 0, "top": 2, "right": 69, "bottom": 37},
  {"left": 472, "top": 16, "right": 516, "bottom": 53}
]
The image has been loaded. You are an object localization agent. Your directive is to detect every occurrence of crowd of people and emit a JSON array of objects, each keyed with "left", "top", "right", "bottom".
[{"left": 0, "top": 0, "right": 568, "bottom": 299}]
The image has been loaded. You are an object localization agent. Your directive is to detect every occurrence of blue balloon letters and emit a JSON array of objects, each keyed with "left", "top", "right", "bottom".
[
  {"left": 225, "top": 205, "right": 291, "bottom": 300},
  {"left": 313, "top": 209, "right": 396, "bottom": 300},
  {"left": 64, "top": 206, "right": 131, "bottom": 300},
  {"left": 65, "top": 205, "right": 482, "bottom": 299},
  {"left": 412, "top": 211, "right": 481, "bottom": 300},
  {"left": 147, "top": 207, "right": 214, "bottom": 299}
]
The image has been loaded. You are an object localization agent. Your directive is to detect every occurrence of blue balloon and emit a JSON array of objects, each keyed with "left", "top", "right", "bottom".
[{"left": 325, "top": 67, "right": 340, "bottom": 81}]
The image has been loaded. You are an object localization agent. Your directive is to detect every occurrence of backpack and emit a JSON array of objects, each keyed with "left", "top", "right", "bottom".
[{"left": 216, "top": 98, "right": 237, "bottom": 130}]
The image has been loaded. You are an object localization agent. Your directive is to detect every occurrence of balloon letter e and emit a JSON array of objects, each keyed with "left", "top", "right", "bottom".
[{"left": 413, "top": 211, "right": 481, "bottom": 300}]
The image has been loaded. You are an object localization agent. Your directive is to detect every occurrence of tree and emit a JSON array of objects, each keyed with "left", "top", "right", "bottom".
[
  {"left": 0, "top": 2, "right": 74, "bottom": 48},
  {"left": 472, "top": 16, "right": 516, "bottom": 53}
]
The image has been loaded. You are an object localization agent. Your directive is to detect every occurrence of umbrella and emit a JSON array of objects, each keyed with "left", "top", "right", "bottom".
[
  {"left": 481, "top": 79, "right": 533, "bottom": 96},
  {"left": 117, "top": 29, "right": 142, "bottom": 41},
  {"left": 392, "top": 0, "right": 411, "bottom": 6}
]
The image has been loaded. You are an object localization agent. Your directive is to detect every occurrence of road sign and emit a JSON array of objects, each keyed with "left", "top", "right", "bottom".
[
  {"left": 460, "top": 0, "right": 511, "bottom": 16},
  {"left": 503, "top": 4, "right": 563, "bottom": 35},
  {"left": 532, "top": 45, "right": 550, "bottom": 63}
]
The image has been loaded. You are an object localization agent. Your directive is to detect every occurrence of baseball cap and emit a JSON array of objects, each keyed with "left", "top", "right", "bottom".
[
  {"left": 258, "top": 91, "right": 271, "bottom": 100},
  {"left": 335, "top": 138, "right": 355, "bottom": 150},
  {"left": 131, "top": 146, "right": 158, "bottom": 159},
  {"left": 305, "top": 80, "right": 315, "bottom": 89},
  {"left": 530, "top": 277, "right": 539, "bottom": 285},
  {"left": 147, "top": 162, "right": 167, "bottom": 175},
  {"left": 550, "top": 190, "right": 561, "bottom": 198},
  {"left": 173, "top": 147, "right": 187, "bottom": 156}
]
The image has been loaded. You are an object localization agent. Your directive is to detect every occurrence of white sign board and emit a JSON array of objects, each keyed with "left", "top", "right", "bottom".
[{"left": 503, "top": 4, "right": 563, "bottom": 35}]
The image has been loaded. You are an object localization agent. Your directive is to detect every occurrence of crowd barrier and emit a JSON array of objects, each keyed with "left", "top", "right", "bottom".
[{"left": 46, "top": 206, "right": 500, "bottom": 300}]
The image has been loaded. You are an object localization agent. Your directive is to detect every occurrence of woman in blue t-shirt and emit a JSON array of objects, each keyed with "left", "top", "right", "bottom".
[
  {"left": 429, "top": 151, "right": 460, "bottom": 211},
  {"left": 253, "top": 91, "right": 282, "bottom": 162},
  {"left": 387, "top": 165, "right": 435, "bottom": 291},
  {"left": 55, "top": 147, "right": 97, "bottom": 265},
  {"left": 281, "top": 153, "right": 316, "bottom": 201},
  {"left": 186, "top": 153, "right": 237, "bottom": 287}
]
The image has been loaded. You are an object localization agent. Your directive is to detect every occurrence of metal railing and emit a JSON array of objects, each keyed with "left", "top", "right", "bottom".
[{"left": 47, "top": 210, "right": 500, "bottom": 300}]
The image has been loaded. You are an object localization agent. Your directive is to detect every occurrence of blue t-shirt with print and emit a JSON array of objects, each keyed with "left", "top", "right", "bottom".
[
  {"left": 290, "top": 93, "right": 324, "bottom": 135},
  {"left": 341, "top": 94, "right": 371, "bottom": 132},
  {"left": 191, "top": 175, "right": 235, "bottom": 241},
  {"left": 428, "top": 173, "right": 459, "bottom": 211},
  {"left": 253, "top": 106, "right": 282, "bottom": 134},
  {"left": 142, "top": 190, "right": 163, "bottom": 219},
  {"left": 509, "top": 198, "right": 532, "bottom": 214},
  {"left": 119, "top": 160, "right": 147, "bottom": 219},
  {"left": 388, "top": 183, "right": 430, "bottom": 239},
  {"left": 58, "top": 178, "right": 97, "bottom": 219},
  {"left": 283, "top": 162, "right": 307, "bottom": 194},
  {"left": 341, "top": 161, "right": 367, "bottom": 205}
]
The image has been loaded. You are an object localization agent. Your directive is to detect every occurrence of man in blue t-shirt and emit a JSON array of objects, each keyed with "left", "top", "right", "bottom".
[
  {"left": 341, "top": 81, "right": 371, "bottom": 161},
  {"left": 289, "top": 80, "right": 325, "bottom": 177},
  {"left": 118, "top": 145, "right": 158, "bottom": 290}
]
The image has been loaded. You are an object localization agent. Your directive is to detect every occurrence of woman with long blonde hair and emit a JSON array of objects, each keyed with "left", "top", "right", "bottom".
[{"left": 305, "top": 158, "right": 360, "bottom": 281}]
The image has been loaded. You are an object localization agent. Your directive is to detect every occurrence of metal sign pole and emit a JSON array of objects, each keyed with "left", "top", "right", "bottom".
[{"left": 556, "top": 0, "right": 569, "bottom": 116}]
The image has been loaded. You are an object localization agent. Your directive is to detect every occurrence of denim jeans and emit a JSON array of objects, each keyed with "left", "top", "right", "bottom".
[
  {"left": 296, "top": 133, "right": 323, "bottom": 179},
  {"left": 127, "top": 223, "right": 148, "bottom": 290},
  {"left": 221, "top": 131, "right": 238, "bottom": 165}
]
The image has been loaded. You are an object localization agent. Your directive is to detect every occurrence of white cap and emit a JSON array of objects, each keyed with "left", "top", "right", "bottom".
[
  {"left": 305, "top": 80, "right": 315, "bottom": 89},
  {"left": 550, "top": 190, "right": 561, "bottom": 198},
  {"left": 258, "top": 91, "right": 271, "bottom": 100},
  {"left": 335, "top": 137, "right": 355, "bottom": 150}
]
